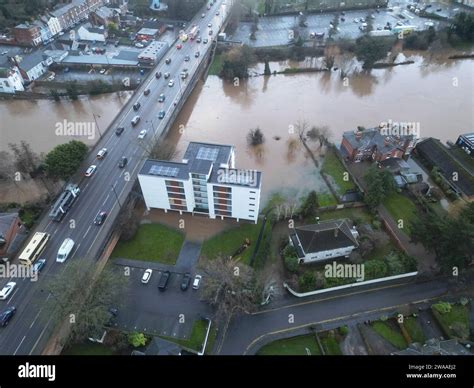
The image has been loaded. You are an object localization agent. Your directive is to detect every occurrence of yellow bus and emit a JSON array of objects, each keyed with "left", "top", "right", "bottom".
[{"left": 18, "top": 232, "right": 50, "bottom": 266}]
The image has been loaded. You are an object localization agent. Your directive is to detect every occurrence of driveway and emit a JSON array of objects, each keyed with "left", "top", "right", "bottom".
[{"left": 175, "top": 241, "right": 202, "bottom": 271}]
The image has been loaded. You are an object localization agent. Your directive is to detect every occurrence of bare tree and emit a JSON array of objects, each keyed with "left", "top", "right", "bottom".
[
  {"left": 306, "top": 125, "right": 332, "bottom": 148},
  {"left": 137, "top": 138, "right": 177, "bottom": 161},
  {"left": 0, "top": 151, "right": 16, "bottom": 181},
  {"left": 8, "top": 141, "right": 41, "bottom": 177},
  {"left": 199, "top": 256, "right": 259, "bottom": 325}
]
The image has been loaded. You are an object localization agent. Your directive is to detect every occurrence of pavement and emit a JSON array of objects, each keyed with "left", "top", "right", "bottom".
[{"left": 0, "top": 0, "right": 230, "bottom": 355}]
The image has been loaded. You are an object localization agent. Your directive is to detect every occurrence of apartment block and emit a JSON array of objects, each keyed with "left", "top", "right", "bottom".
[{"left": 138, "top": 142, "right": 262, "bottom": 223}]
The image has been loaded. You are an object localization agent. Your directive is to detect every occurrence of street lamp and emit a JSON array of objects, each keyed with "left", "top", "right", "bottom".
[{"left": 92, "top": 112, "right": 103, "bottom": 139}]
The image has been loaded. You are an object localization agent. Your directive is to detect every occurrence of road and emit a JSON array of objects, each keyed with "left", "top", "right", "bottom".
[
  {"left": 0, "top": 0, "right": 232, "bottom": 355},
  {"left": 218, "top": 277, "right": 453, "bottom": 355}
]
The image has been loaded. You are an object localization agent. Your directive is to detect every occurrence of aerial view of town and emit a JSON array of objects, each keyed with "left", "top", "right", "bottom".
[{"left": 0, "top": 0, "right": 472, "bottom": 384}]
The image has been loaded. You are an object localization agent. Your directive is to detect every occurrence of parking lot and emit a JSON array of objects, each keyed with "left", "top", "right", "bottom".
[{"left": 111, "top": 260, "right": 211, "bottom": 340}]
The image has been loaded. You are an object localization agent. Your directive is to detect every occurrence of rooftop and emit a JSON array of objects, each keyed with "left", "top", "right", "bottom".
[{"left": 343, "top": 128, "right": 414, "bottom": 154}]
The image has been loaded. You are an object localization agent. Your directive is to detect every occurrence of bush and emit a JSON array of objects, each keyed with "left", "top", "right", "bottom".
[
  {"left": 432, "top": 302, "right": 452, "bottom": 315},
  {"left": 284, "top": 255, "right": 299, "bottom": 273},
  {"left": 298, "top": 272, "right": 316, "bottom": 292},
  {"left": 338, "top": 326, "right": 349, "bottom": 336},
  {"left": 247, "top": 127, "right": 265, "bottom": 146},
  {"left": 128, "top": 332, "right": 147, "bottom": 348},
  {"left": 364, "top": 259, "right": 388, "bottom": 279}
]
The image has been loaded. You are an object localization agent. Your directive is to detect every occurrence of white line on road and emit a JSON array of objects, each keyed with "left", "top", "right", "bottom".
[
  {"left": 30, "top": 309, "right": 42, "bottom": 329},
  {"left": 102, "top": 193, "right": 110, "bottom": 206},
  {"left": 83, "top": 225, "right": 92, "bottom": 239},
  {"left": 7, "top": 287, "right": 19, "bottom": 305},
  {"left": 13, "top": 335, "right": 27, "bottom": 355}
]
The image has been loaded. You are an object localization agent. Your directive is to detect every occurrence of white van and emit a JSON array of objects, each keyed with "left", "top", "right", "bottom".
[{"left": 56, "top": 238, "right": 75, "bottom": 263}]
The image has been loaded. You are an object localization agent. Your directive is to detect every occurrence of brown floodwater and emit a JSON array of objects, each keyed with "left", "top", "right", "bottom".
[
  {"left": 166, "top": 54, "right": 474, "bottom": 202},
  {"left": 0, "top": 91, "right": 132, "bottom": 154}
]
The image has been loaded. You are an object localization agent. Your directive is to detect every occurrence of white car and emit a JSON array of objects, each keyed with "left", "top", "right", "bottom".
[
  {"left": 141, "top": 269, "right": 152, "bottom": 284},
  {"left": 208, "top": 23, "right": 212, "bottom": 28},
  {"left": 96, "top": 147, "right": 108, "bottom": 159},
  {"left": 192, "top": 275, "right": 202, "bottom": 290},
  {"left": 99, "top": 68, "right": 106, "bottom": 74},
  {"left": 168, "top": 79, "right": 175, "bottom": 87},
  {"left": 84, "top": 165, "right": 97, "bottom": 177},
  {"left": 0, "top": 282, "right": 16, "bottom": 300},
  {"left": 201, "top": 13, "right": 205, "bottom": 18},
  {"left": 138, "top": 129, "right": 147, "bottom": 139}
]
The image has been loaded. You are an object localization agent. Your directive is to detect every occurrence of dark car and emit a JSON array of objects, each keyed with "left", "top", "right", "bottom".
[
  {"left": 118, "top": 157, "right": 128, "bottom": 168},
  {"left": 181, "top": 273, "right": 191, "bottom": 291},
  {"left": 115, "top": 126, "right": 125, "bottom": 136},
  {"left": 144, "top": 88, "right": 151, "bottom": 96},
  {"left": 184, "top": 55, "right": 190, "bottom": 62},
  {"left": 158, "top": 110, "right": 165, "bottom": 119},
  {"left": 94, "top": 211, "right": 107, "bottom": 225},
  {"left": 0, "top": 306, "right": 16, "bottom": 327},
  {"left": 155, "top": 71, "right": 162, "bottom": 79},
  {"left": 32, "top": 259, "right": 46, "bottom": 274},
  {"left": 165, "top": 58, "right": 171, "bottom": 64},
  {"left": 133, "top": 102, "right": 141, "bottom": 111},
  {"left": 158, "top": 271, "right": 171, "bottom": 291}
]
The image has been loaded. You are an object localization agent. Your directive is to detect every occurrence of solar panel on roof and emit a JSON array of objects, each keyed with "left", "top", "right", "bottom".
[
  {"left": 149, "top": 165, "right": 179, "bottom": 177},
  {"left": 196, "top": 147, "right": 219, "bottom": 161}
]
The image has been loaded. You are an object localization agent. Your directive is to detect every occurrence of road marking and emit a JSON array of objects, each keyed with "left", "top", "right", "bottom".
[
  {"left": 101, "top": 193, "right": 110, "bottom": 206},
  {"left": 29, "top": 313, "right": 54, "bottom": 355},
  {"left": 7, "top": 287, "right": 19, "bottom": 305},
  {"left": 243, "top": 296, "right": 441, "bottom": 355},
  {"left": 13, "top": 336, "right": 27, "bottom": 355},
  {"left": 30, "top": 309, "right": 42, "bottom": 329},
  {"left": 83, "top": 225, "right": 92, "bottom": 239}
]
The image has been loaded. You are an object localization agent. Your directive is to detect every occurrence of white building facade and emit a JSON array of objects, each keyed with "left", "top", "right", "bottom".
[
  {"left": 138, "top": 142, "right": 262, "bottom": 223},
  {"left": 0, "top": 67, "right": 25, "bottom": 93}
]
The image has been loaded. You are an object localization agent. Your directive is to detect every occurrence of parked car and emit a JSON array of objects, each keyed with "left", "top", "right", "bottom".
[
  {"left": 134, "top": 42, "right": 144, "bottom": 48},
  {"left": 94, "top": 211, "right": 107, "bottom": 225},
  {"left": 32, "top": 259, "right": 46, "bottom": 274},
  {"left": 118, "top": 157, "right": 128, "bottom": 168},
  {"left": 141, "top": 269, "right": 152, "bottom": 284},
  {"left": 168, "top": 79, "right": 175, "bottom": 87},
  {"left": 164, "top": 72, "right": 170, "bottom": 79},
  {"left": 115, "top": 126, "right": 125, "bottom": 136},
  {"left": 144, "top": 88, "right": 151, "bottom": 96},
  {"left": 96, "top": 148, "right": 108, "bottom": 159},
  {"left": 155, "top": 71, "right": 162, "bottom": 79},
  {"left": 158, "top": 93, "right": 165, "bottom": 102},
  {"left": 158, "top": 110, "right": 166, "bottom": 119},
  {"left": 0, "top": 282, "right": 16, "bottom": 300},
  {"left": 181, "top": 273, "right": 191, "bottom": 291},
  {"left": 158, "top": 271, "right": 171, "bottom": 291},
  {"left": 99, "top": 68, "right": 106, "bottom": 74},
  {"left": 84, "top": 165, "right": 97, "bottom": 177},
  {"left": 138, "top": 129, "right": 147, "bottom": 139},
  {"left": 192, "top": 275, "right": 202, "bottom": 290},
  {"left": 133, "top": 102, "right": 141, "bottom": 111},
  {"left": 0, "top": 306, "right": 16, "bottom": 327}
]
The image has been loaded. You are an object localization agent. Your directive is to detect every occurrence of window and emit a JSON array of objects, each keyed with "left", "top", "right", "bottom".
[
  {"left": 249, "top": 197, "right": 255, "bottom": 200},
  {"left": 249, "top": 203, "right": 255, "bottom": 207},
  {"left": 249, "top": 209, "right": 254, "bottom": 212}
]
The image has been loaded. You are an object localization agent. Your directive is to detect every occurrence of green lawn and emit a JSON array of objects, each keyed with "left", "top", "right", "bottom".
[
  {"left": 318, "top": 192, "right": 338, "bottom": 207},
  {"left": 164, "top": 319, "right": 212, "bottom": 353},
  {"left": 317, "top": 207, "right": 373, "bottom": 224},
  {"left": 383, "top": 193, "right": 418, "bottom": 235},
  {"left": 201, "top": 221, "right": 262, "bottom": 264},
  {"left": 112, "top": 224, "right": 184, "bottom": 265},
  {"left": 320, "top": 335, "right": 342, "bottom": 355},
  {"left": 371, "top": 321, "right": 407, "bottom": 350},
  {"left": 321, "top": 151, "right": 356, "bottom": 194},
  {"left": 62, "top": 342, "right": 115, "bottom": 355},
  {"left": 257, "top": 334, "right": 322, "bottom": 355},
  {"left": 208, "top": 54, "right": 224, "bottom": 75},
  {"left": 404, "top": 317, "right": 425, "bottom": 344},
  {"left": 432, "top": 304, "right": 470, "bottom": 340}
]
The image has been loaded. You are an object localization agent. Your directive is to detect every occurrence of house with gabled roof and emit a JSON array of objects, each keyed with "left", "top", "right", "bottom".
[{"left": 289, "top": 219, "right": 359, "bottom": 264}]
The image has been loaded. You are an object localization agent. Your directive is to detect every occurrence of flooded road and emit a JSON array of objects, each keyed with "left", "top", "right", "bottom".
[
  {"left": 167, "top": 55, "right": 473, "bottom": 201},
  {"left": 0, "top": 91, "right": 132, "bottom": 154}
]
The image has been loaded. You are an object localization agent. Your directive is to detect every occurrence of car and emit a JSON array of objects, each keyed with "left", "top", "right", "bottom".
[
  {"left": 115, "top": 126, "right": 125, "bottom": 136},
  {"left": 158, "top": 110, "right": 166, "bottom": 119},
  {"left": 32, "top": 259, "right": 46, "bottom": 274},
  {"left": 158, "top": 93, "right": 165, "bottom": 102},
  {"left": 84, "top": 165, "right": 97, "bottom": 177},
  {"left": 196, "top": 37, "right": 201, "bottom": 43},
  {"left": 1, "top": 50, "right": 8, "bottom": 55},
  {"left": 141, "top": 269, "right": 152, "bottom": 284},
  {"left": 436, "top": 8, "right": 442, "bottom": 12},
  {"left": 340, "top": 17, "right": 345, "bottom": 22},
  {"left": 208, "top": 23, "right": 212, "bottom": 28},
  {"left": 195, "top": 51, "right": 200, "bottom": 58},
  {"left": 184, "top": 55, "right": 190, "bottom": 62},
  {"left": 138, "top": 129, "right": 147, "bottom": 139},
  {"left": 133, "top": 102, "right": 141, "bottom": 111},
  {"left": 216, "top": 11, "right": 220, "bottom": 15},
  {"left": 0, "top": 306, "right": 16, "bottom": 327},
  {"left": 158, "top": 271, "right": 171, "bottom": 291},
  {"left": 207, "top": 5, "right": 211, "bottom": 9},
  {"left": 155, "top": 71, "right": 162, "bottom": 79},
  {"left": 96, "top": 147, "right": 108, "bottom": 159},
  {"left": 168, "top": 79, "right": 175, "bottom": 87},
  {"left": 201, "top": 13, "right": 205, "bottom": 18},
  {"left": 131, "top": 115, "right": 140, "bottom": 126},
  {"left": 203, "top": 38, "right": 208, "bottom": 44},
  {"left": 144, "top": 88, "right": 151, "bottom": 96},
  {"left": 181, "top": 273, "right": 192, "bottom": 291},
  {"left": 47, "top": 74, "right": 55, "bottom": 81},
  {"left": 164, "top": 72, "right": 170, "bottom": 79},
  {"left": 118, "top": 157, "right": 128, "bottom": 168},
  {"left": 94, "top": 211, "right": 107, "bottom": 225},
  {"left": 176, "top": 44, "right": 182, "bottom": 49},
  {"left": 192, "top": 275, "right": 202, "bottom": 290},
  {"left": 0, "top": 282, "right": 16, "bottom": 300},
  {"left": 353, "top": 18, "right": 358, "bottom": 23},
  {"left": 99, "top": 68, "right": 106, "bottom": 74},
  {"left": 134, "top": 42, "right": 144, "bottom": 48},
  {"left": 165, "top": 58, "right": 171, "bottom": 64},
  {"left": 209, "top": 29, "right": 213, "bottom": 35}
]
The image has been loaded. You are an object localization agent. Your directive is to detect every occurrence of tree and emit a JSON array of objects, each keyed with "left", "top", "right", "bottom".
[
  {"left": 263, "top": 59, "right": 271, "bottom": 75},
  {"left": 140, "top": 139, "right": 177, "bottom": 161},
  {"left": 364, "top": 167, "right": 396, "bottom": 210},
  {"left": 49, "top": 89, "right": 60, "bottom": 101},
  {"left": 221, "top": 45, "right": 256, "bottom": 80},
  {"left": 107, "top": 22, "right": 118, "bottom": 35},
  {"left": 44, "top": 140, "right": 88, "bottom": 180},
  {"left": 199, "top": 256, "right": 259, "bottom": 325},
  {"left": 298, "top": 271, "right": 316, "bottom": 292},
  {"left": 355, "top": 35, "right": 394, "bottom": 69},
  {"left": 8, "top": 141, "right": 40, "bottom": 177},
  {"left": 44, "top": 261, "right": 127, "bottom": 345},
  {"left": 247, "top": 127, "right": 265, "bottom": 146},
  {"left": 451, "top": 12, "right": 474, "bottom": 42},
  {"left": 66, "top": 82, "right": 79, "bottom": 100},
  {"left": 306, "top": 126, "right": 331, "bottom": 148},
  {"left": 364, "top": 259, "right": 387, "bottom": 279},
  {"left": 128, "top": 332, "right": 147, "bottom": 347},
  {"left": 300, "top": 191, "right": 319, "bottom": 218}
]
